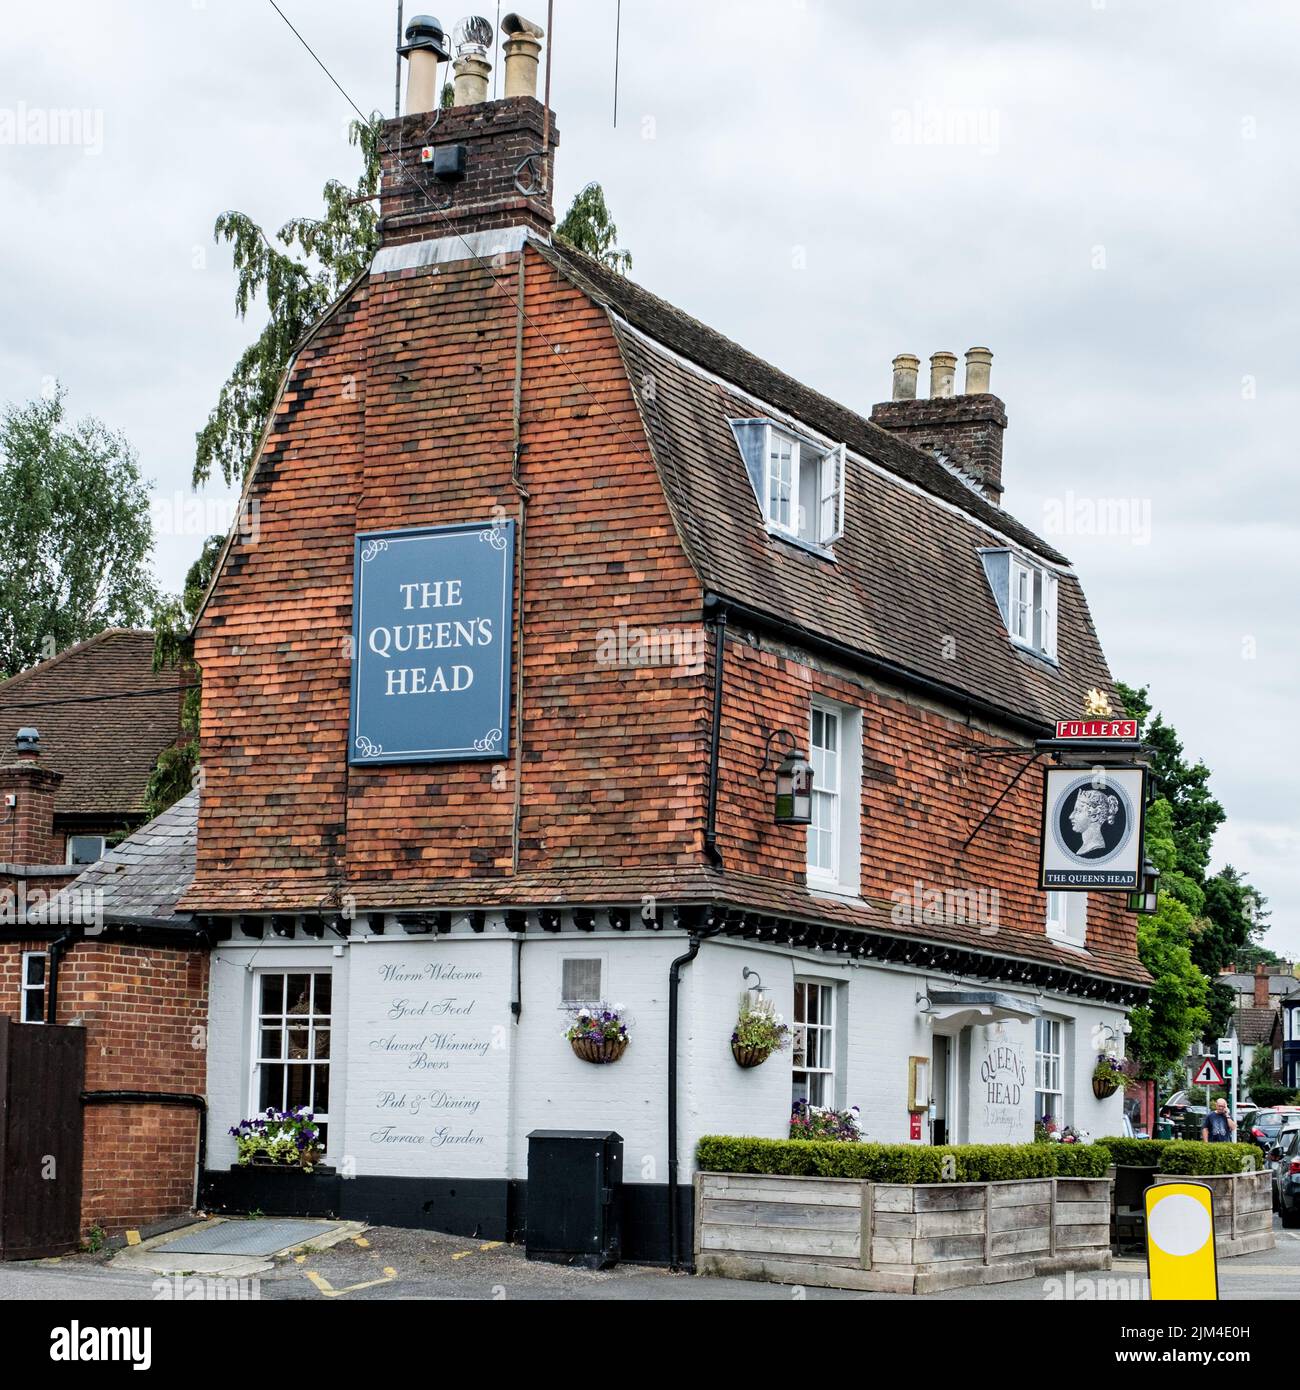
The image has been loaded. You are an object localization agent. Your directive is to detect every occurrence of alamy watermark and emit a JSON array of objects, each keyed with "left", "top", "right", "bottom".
[
  {"left": 0, "top": 883, "right": 103, "bottom": 931},
  {"left": 595, "top": 621, "right": 706, "bottom": 673},
  {"left": 1042, "top": 490, "right": 1151, "bottom": 545},
  {"left": 890, "top": 104, "right": 1000, "bottom": 155},
  {"left": 0, "top": 103, "right": 103, "bottom": 156},
  {"left": 151, "top": 492, "right": 260, "bottom": 545},
  {"left": 890, "top": 879, "right": 1000, "bottom": 935}
]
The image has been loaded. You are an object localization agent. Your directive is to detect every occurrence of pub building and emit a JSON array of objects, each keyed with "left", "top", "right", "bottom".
[{"left": 181, "top": 15, "right": 1150, "bottom": 1263}]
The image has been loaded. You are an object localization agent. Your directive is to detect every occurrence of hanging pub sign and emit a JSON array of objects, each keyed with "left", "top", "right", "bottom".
[
  {"left": 1054, "top": 718, "right": 1138, "bottom": 741},
  {"left": 349, "top": 520, "right": 514, "bottom": 765},
  {"left": 1039, "top": 765, "right": 1147, "bottom": 891}
]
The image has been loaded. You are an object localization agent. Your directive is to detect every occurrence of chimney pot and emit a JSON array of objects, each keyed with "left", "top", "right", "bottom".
[
  {"left": 964, "top": 346, "right": 994, "bottom": 395},
  {"left": 400, "top": 15, "right": 451, "bottom": 116},
  {"left": 501, "top": 14, "right": 545, "bottom": 100},
  {"left": 891, "top": 353, "right": 920, "bottom": 401},
  {"left": 929, "top": 351, "right": 958, "bottom": 399},
  {"left": 15, "top": 727, "right": 40, "bottom": 759},
  {"left": 451, "top": 15, "right": 494, "bottom": 105}
]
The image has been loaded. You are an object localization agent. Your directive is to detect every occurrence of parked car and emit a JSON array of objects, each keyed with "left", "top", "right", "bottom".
[
  {"left": 1266, "top": 1125, "right": 1300, "bottom": 1227},
  {"left": 1247, "top": 1106, "right": 1300, "bottom": 1153}
]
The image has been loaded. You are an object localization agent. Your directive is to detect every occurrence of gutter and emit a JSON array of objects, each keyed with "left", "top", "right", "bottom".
[
  {"left": 667, "top": 925, "right": 723, "bottom": 1271},
  {"left": 702, "top": 592, "right": 1053, "bottom": 742},
  {"left": 45, "top": 926, "right": 80, "bottom": 1025}
]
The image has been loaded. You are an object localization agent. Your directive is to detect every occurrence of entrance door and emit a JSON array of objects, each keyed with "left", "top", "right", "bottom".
[{"left": 932, "top": 1036, "right": 950, "bottom": 1145}]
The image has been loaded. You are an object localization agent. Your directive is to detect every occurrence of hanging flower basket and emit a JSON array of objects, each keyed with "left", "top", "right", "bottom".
[
  {"left": 1092, "top": 1075, "right": 1120, "bottom": 1100},
  {"left": 1091, "top": 1052, "right": 1127, "bottom": 1100},
  {"left": 731, "top": 1042, "right": 774, "bottom": 1069},
  {"left": 730, "top": 991, "right": 790, "bottom": 1069},
  {"left": 564, "top": 1003, "right": 631, "bottom": 1064},
  {"left": 570, "top": 1036, "right": 629, "bottom": 1065}
]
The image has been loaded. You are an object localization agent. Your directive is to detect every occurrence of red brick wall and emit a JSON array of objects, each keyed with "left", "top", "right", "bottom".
[
  {"left": 187, "top": 241, "right": 1138, "bottom": 975},
  {"left": 0, "top": 940, "right": 208, "bottom": 1235},
  {"left": 0, "top": 760, "right": 62, "bottom": 865},
  {"left": 191, "top": 244, "right": 708, "bottom": 897},
  {"left": 717, "top": 634, "right": 1136, "bottom": 965}
]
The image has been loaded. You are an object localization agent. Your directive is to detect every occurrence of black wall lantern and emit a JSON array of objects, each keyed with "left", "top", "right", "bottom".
[
  {"left": 1128, "top": 857, "right": 1159, "bottom": 915},
  {"left": 762, "top": 729, "right": 814, "bottom": 826}
]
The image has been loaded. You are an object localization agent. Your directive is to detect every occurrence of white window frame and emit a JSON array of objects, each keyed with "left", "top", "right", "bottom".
[
  {"left": 1008, "top": 555, "right": 1034, "bottom": 646},
  {"left": 792, "top": 978, "right": 837, "bottom": 1108},
  {"left": 66, "top": 833, "right": 106, "bottom": 867},
  {"left": 807, "top": 699, "right": 861, "bottom": 897},
  {"left": 560, "top": 956, "right": 604, "bottom": 1006},
  {"left": 761, "top": 425, "right": 844, "bottom": 547},
  {"left": 21, "top": 951, "right": 48, "bottom": 1024},
  {"left": 251, "top": 970, "right": 332, "bottom": 1131},
  {"left": 1045, "top": 890, "right": 1087, "bottom": 946},
  {"left": 1034, "top": 1017, "right": 1065, "bottom": 1127}
]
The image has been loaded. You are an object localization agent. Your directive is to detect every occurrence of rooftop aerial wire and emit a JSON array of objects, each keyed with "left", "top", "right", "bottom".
[
  {"left": 613, "top": 0, "right": 622, "bottom": 128},
  {"left": 494, "top": 0, "right": 501, "bottom": 99},
  {"left": 254, "top": 0, "right": 659, "bottom": 491},
  {"left": 394, "top": 0, "right": 404, "bottom": 117}
]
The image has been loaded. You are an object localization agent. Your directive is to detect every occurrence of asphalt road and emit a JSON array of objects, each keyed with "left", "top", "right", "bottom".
[{"left": 4, "top": 1217, "right": 1298, "bottom": 1302}]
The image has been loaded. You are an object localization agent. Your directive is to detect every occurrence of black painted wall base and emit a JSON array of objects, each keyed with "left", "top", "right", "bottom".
[{"left": 200, "top": 1170, "right": 694, "bottom": 1268}]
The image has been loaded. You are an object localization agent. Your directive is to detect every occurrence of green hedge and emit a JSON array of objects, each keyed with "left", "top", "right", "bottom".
[
  {"left": 695, "top": 1136, "right": 1107, "bottom": 1182},
  {"left": 1095, "top": 1136, "right": 1171, "bottom": 1167},
  {"left": 1249, "top": 1085, "right": 1300, "bottom": 1108},
  {"left": 1156, "top": 1140, "right": 1258, "bottom": 1175}
]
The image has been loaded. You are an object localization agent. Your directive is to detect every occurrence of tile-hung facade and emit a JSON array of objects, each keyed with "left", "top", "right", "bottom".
[{"left": 182, "top": 32, "right": 1149, "bottom": 1263}]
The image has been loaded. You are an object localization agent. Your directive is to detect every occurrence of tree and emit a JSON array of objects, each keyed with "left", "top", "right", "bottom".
[
  {"left": 1127, "top": 797, "right": 1211, "bottom": 1076},
  {"left": 555, "top": 182, "right": 632, "bottom": 274},
  {"left": 1117, "top": 682, "right": 1270, "bottom": 1048},
  {"left": 194, "top": 117, "right": 384, "bottom": 487},
  {"left": 144, "top": 534, "right": 223, "bottom": 818},
  {"left": 0, "top": 389, "right": 157, "bottom": 677}
]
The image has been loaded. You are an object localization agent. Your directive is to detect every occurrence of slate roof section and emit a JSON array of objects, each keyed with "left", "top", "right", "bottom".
[
  {"left": 1235, "top": 1006, "right": 1280, "bottom": 1046},
  {"left": 538, "top": 240, "right": 1116, "bottom": 730},
  {"left": 28, "top": 790, "right": 198, "bottom": 927},
  {"left": 0, "top": 630, "right": 186, "bottom": 818}
]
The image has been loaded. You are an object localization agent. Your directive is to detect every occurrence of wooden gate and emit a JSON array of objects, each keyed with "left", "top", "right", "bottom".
[{"left": 0, "top": 1015, "right": 85, "bottom": 1259}]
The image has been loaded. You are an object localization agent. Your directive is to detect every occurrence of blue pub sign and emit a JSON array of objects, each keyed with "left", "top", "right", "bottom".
[{"left": 349, "top": 520, "right": 514, "bottom": 764}]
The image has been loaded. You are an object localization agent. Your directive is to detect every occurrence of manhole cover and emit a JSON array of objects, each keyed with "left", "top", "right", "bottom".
[{"left": 157, "top": 1220, "right": 341, "bottom": 1256}]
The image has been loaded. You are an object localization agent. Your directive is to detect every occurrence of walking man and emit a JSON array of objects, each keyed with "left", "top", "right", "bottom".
[{"left": 1201, "top": 1096, "right": 1236, "bottom": 1143}]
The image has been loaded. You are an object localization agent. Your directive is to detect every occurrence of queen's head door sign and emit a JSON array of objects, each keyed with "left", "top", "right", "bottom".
[{"left": 1040, "top": 764, "right": 1146, "bottom": 891}]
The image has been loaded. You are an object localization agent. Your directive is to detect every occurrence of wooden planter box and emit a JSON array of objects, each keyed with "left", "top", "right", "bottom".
[
  {"left": 1153, "top": 1170, "right": 1274, "bottom": 1258},
  {"left": 694, "top": 1172, "right": 1111, "bottom": 1294}
]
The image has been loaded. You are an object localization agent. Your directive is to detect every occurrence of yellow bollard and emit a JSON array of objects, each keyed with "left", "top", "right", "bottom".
[{"left": 1144, "top": 1182, "right": 1218, "bottom": 1300}]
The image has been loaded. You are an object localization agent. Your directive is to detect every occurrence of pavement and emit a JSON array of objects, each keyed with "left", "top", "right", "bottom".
[{"left": 4, "top": 1215, "right": 1298, "bottom": 1302}]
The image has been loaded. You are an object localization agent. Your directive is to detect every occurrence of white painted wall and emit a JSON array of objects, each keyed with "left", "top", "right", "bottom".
[{"left": 203, "top": 926, "right": 1135, "bottom": 1182}]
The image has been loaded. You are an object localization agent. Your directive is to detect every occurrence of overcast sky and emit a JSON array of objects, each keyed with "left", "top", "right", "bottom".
[{"left": 3, "top": 1, "right": 1297, "bottom": 957}]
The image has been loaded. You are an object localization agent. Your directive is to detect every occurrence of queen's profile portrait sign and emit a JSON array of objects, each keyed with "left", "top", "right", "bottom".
[
  {"left": 1039, "top": 765, "right": 1146, "bottom": 891},
  {"left": 349, "top": 520, "right": 514, "bottom": 765}
]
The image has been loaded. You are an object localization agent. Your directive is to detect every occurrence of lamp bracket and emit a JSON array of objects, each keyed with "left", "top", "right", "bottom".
[{"left": 760, "top": 727, "right": 799, "bottom": 772}]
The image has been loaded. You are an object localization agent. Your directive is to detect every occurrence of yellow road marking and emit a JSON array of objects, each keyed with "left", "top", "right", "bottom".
[
  {"left": 305, "top": 1269, "right": 396, "bottom": 1297},
  {"left": 479, "top": 1242, "right": 502, "bottom": 1251},
  {"left": 354, "top": 1237, "right": 370, "bottom": 1248},
  {"left": 125, "top": 1231, "right": 141, "bottom": 1247}
]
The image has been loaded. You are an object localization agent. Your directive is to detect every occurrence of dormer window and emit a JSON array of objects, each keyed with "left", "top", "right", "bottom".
[
  {"left": 730, "top": 419, "right": 845, "bottom": 550},
  {"left": 981, "top": 549, "right": 1059, "bottom": 661}
]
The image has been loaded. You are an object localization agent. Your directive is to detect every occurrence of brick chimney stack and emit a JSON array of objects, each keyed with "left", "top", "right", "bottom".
[
  {"left": 871, "top": 347, "right": 1008, "bottom": 504},
  {"left": 1255, "top": 962, "right": 1271, "bottom": 1008},
  {"left": 380, "top": 13, "right": 558, "bottom": 249},
  {"left": 0, "top": 728, "right": 63, "bottom": 866}
]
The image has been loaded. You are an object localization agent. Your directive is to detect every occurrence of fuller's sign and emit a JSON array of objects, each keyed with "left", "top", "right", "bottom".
[
  {"left": 1054, "top": 718, "right": 1138, "bottom": 740},
  {"left": 349, "top": 521, "right": 514, "bottom": 764},
  {"left": 1039, "top": 765, "right": 1147, "bottom": 891}
]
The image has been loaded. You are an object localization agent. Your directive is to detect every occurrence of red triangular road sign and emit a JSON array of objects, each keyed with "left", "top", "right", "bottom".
[{"left": 1192, "top": 1058, "right": 1224, "bottom": 1086}]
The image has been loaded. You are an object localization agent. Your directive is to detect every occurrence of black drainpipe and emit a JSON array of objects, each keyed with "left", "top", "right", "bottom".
[
  {"left": 45, "top": 926, "right": 82, "bottom": 1025},
  {"left": 81, "top": 1091, "right": 208, "bottom": 1208},
  {"left": 703, "top": 608, "right": 727, "bottom": 868},
  {"left": 667, "top": 923, "right": 723, "bottom": 1271}
]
